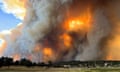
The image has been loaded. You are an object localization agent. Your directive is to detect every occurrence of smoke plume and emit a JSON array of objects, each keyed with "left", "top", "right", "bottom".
[{"left": 0, "top": 0, "right": 120, "bottom": 63}]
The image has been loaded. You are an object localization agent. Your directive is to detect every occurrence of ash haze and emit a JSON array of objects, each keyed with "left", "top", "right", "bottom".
[{"left": 0, "top": 0, "right": 120, "bottom": 63}]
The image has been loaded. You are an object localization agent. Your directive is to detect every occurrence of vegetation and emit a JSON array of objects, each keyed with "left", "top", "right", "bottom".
[
  {"left": 0, "top": 66, "right": 120, "bottom": 72},
  {"left": 0, "top": 57, "right": 120, "bottom": 68}
]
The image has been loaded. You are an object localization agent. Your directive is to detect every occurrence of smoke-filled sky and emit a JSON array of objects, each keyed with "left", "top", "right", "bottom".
[{"left": 0, "top": 0, "right": 120, "bottom": 63}]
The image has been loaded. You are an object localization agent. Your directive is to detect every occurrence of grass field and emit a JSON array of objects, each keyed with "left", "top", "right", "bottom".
[{"left": 0, "top": 66, "right": 120, "bottom": 72}]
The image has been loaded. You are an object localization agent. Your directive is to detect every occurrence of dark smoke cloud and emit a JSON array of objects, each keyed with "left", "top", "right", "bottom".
[{"left": 0, "top": 0, "right": 120, "bottom": 62}]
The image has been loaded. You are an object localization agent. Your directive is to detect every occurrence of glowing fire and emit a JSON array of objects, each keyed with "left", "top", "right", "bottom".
[
  {"left": 60, "top": 7, "right": 92, "bottom": 49},
  {"left": 64, "top": 8, "right": 92, "bottom": 35},
  {"left": 106, "top": 35, "right": 120, "bottom": 60},
  {"left": 43, "top": 48, "right": 54, "bottom": 62},
  {"left": 69, "top": 20, "right": 84, "bottom": 29},
  {"left": 60, "top": 33, "right": 72, "bottom": 48}
]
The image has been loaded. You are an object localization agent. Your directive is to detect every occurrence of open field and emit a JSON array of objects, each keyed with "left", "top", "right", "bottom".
[{"left": 0, "top": 66, "right": 120, "bottom": 72}]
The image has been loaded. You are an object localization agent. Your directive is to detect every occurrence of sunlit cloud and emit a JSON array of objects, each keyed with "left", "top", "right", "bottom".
[
  {"left": 0, "top": 0, "right": 26, "bottom": 20},
  {"left": 0, "top": 30, "right": 11, "bottom": 35}
]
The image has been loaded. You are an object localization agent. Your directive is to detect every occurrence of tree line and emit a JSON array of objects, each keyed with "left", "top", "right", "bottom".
[{"left": 0, "top": 57, "right": 120, "bottom": 68}]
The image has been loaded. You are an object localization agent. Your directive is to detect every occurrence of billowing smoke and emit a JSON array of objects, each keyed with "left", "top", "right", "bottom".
[{"left": 0, "top": 0, "right": 120, "bottom": 63}]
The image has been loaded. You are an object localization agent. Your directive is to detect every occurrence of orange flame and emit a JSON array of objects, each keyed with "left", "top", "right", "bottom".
[
  {"left": 43, "top": 48, "right": 54, "bottom": 62},
  {"left": 106, "top": 35, "right": 120, "bottom": 60},
  {"left": 64, "top": 8, "right": 92, "bottom": 33},
  {"left": 60, "top": 7, "right": 92, "bottom": 51},
  {"left": 60, "top": 33, "right": 72, "bottom": 48},
  {"left": 69, "top": 20, "right": 84, "bottom": 29}
]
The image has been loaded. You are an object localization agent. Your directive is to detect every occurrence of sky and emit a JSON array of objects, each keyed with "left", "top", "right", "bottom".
[
  {"left": 0, "top": 1, "right": 21, "bottom": 44},
  {"left": 0, "top": 6, "right": 21, "bottom": 31}
]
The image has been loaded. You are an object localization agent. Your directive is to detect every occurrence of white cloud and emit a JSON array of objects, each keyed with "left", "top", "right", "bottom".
[{"left": 0, "top": 0, "right": 26, "bottom": 20}]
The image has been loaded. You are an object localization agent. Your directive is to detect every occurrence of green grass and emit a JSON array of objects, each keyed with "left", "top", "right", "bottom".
[{"left": 0, "top": 66, "right": 120, "bottom": 72}]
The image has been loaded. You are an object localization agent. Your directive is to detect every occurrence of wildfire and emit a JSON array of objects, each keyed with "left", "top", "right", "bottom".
[
  {"left": 106, "top": 35, "right": 120, "bottom": 60},
  {"left": 43, "top": 48, "right": 54, "bottom": 62},
  {"left": 64, "top": 8, "right": 92, "bottom": 35},
  {"left": 60, "top": 7, "right": 92, "bottom": 49},
  {"left": 60, "top": 33, "right": 72, "bottom": 48},
  {"left": 2, "top": 0, "right": 120, "bottom": 62},
  {"left": 69, "top": 20, "right": 84, "bottom": 29}
]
